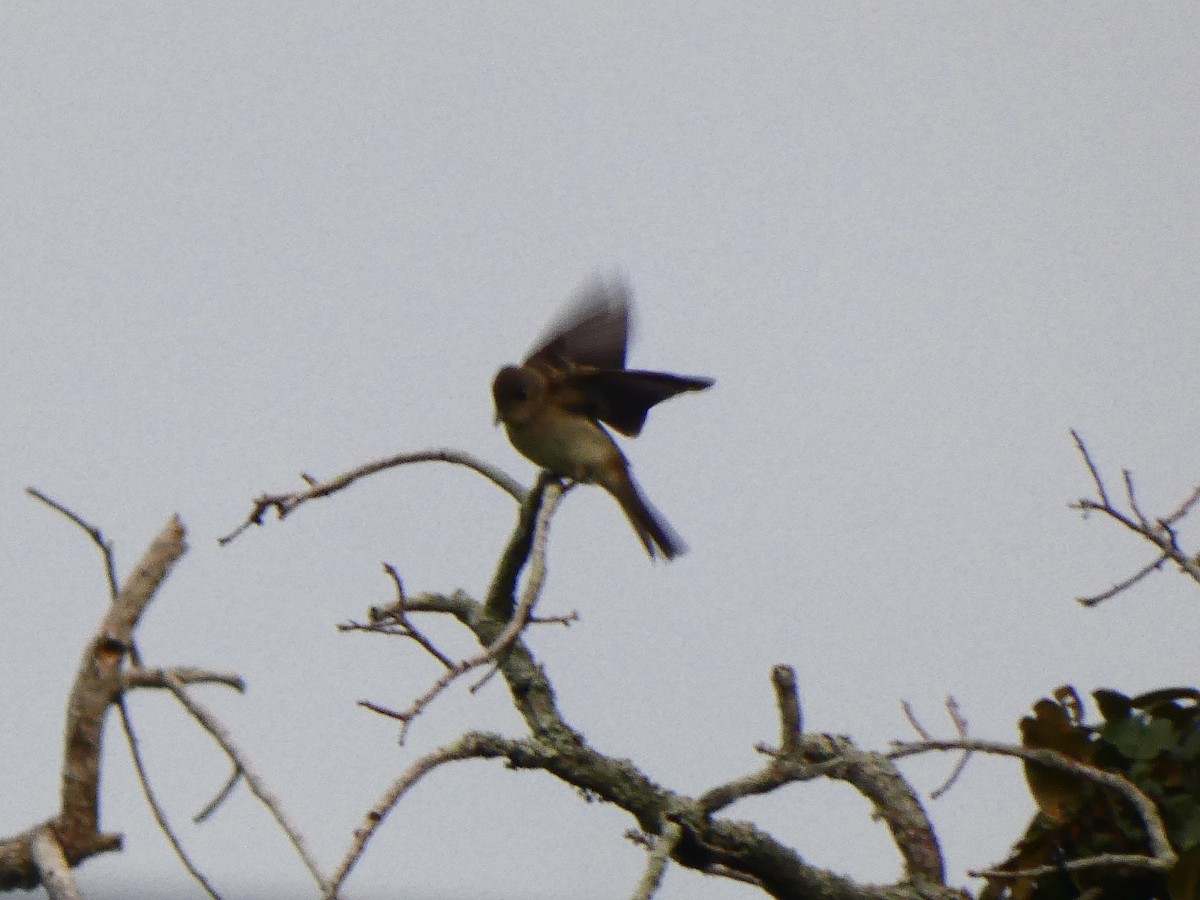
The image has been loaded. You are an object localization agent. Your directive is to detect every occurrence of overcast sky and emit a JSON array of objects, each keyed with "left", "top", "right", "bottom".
[{"left": 3, "top": 6, "right": 1199, "bottom": 899}]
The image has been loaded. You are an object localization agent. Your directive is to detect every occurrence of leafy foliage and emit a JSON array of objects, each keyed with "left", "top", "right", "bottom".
[{"left": 982, "top": 687, "right": 1200, "bottom": 899}]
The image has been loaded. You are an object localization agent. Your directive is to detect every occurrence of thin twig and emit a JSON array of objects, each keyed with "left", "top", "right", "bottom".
[
  {"left": 362, "top": 481, "right": 564, "bottom": 743},
  {"left": 376, "top": 564, "right": 455, "bottom": 669},
  {"left": 162, "top": 674, "right": 330, "bottom": 894},
  {"left": 1163, "top": 485, "right": 1200, "bottom": 525},
  {"left": 929, "top": 697, "right": 972, "bottom": 799},
  {"left": 973, "top": 851, "right": 1173, "bottom": 880},
  {"left": 117, "top": 697, "right": 220, "bottom": 899},
  {"left": 194, "top": 769, "right": 242, "bottom": 825},
  {"left": 901, "top": 701, "right": 932, "bottom": 741},
  {"left": 123, "top": 667, "right": 246, "bottom": 692},
  {"left": 219, "top": 448, "right": 526, "bottom": 544},
  {"left": 1077, "top": 553, "right": 1168, "bottom": 607},
  {"left": 1070, "top": 430, "right": 1110, "bottom": 508},
  {"left": 26, "top": 488, "right": 119, "bottom": 600},
  {"left": 1070, "top": 433, "right": 1200, "bottom": 601},
  {"left": 1123, "top": 469, "right": 1151, "bottom": 531},
  {"left": 889, "top": 738, "right": 1174, "bottom": 864},
  {"left": 326, "top": 733, "right": 525, "bottom": 898}
]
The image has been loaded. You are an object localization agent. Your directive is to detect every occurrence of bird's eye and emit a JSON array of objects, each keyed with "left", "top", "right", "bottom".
[{"left": 513, "top": 386, "right": 528, "bottom": 401}]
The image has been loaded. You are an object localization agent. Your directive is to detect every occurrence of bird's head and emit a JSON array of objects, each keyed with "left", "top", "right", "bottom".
[{"left": 491, "top": 366, "right": 546, "bottom": 426}]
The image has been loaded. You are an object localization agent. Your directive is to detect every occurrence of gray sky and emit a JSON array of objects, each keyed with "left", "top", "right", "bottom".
[{"left": 3, "top": 6, "right": 1199, "bottom": 899}]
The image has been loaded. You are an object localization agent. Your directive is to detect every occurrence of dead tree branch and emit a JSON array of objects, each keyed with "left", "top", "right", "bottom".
[
  {"left": 353, "top": 473, "right": 567, "bottom": 742},
  {"left": 0, "top": 514, "right": 186, "bottom": 891},
  {"left": 346, "top": 547, "right": 967, "bottom": 900},
  {"left": 1070, "top": 430, "right": 1200, "bottom": 604},
  {"left": 218, "top": 448, "right": 526, "bottom": 545},
  {"left": 889, "top": 737, "right": 1175, "bottom": 875}
]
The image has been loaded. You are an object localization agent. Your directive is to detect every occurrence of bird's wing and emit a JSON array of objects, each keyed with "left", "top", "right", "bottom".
[
  {"left": 525, "top": 276, "right": 631, "bottom": 371},
  {"left": 555, "top": 369, "right": 715, "bottom": 437}
]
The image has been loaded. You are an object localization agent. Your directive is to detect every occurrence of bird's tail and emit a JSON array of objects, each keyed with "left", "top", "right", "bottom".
[{"left": 607, "top": 470, "right": 687, "bottom": 561}]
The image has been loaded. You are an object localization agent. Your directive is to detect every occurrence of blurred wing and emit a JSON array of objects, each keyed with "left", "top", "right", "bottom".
[
  {"left": 559, "top": 369, "right": 715, "bottom": 437},
  {"left": 525, "top": 276, "right": 631, "bottom": 371}
]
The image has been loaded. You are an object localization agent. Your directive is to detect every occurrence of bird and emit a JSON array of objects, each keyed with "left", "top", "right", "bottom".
[{"left": 491, "top": 277, "right": 713, "bottom": 560}]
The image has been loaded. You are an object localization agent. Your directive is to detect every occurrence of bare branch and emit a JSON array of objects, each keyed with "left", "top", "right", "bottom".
[
  {"left": 771, "top": 665, "right": 802, "bottom": 755},
  {"left": 26, "top": 487, "right": 119, "bottom": 599},
  {"left": 889, "top": 738, "right": 1175, "bottom": 865},
  {"left": 194, "top": 769, "right": 242, "bottom": 825},
  {"left": 807, "top": 739, "right": 946, "bottom": 886},
  {"left": 162, "top": 674, "right": 330, "bottom": 894},
  {"left": 29, "top": 828, "right": 83, "bottom": 900},
  {"left": 630, "top": 819, "right": 683, "bottom": 900},
  {"left": 929, "top": 698, "right": 972, "bottom": 799},
  {"left": 327, "top": 732, "right": 529, "bottom": 898},
  {"left": 219, "top": 448, "right": 526, "bottom": 544},
  {"left": 117, "top": 698, "right": 221, "bottom": 899},
  {"left": 1077, "top": 553, "right": 1167, "bottom": 607},
  {"left": 973, "top": 851, "right": 1173, "bottom": 880},
  {"left": 0, "top": 516, "right": 184, "bottom": 891},
  {"left": 58, "top": 516, "right": 187, "bottom": 859},
  {"left": 1070, "top": 432, "right": 1200, "bottom": 601},
  {"left": 479, "top": 479, "right": 564, "bottom": 659},
  {"left": 1071, "top": 429, "right": 1111, "bottom": 508},
  {"left": 361, "top": 480, "right": 565, "bottom": 743},
  {"left": 484, "top": 471, "right": 560, "bottom": 620},
  {"left": 696, "top": 677, "right": 948, "bottom": 888},
  {"left": 124, "top": 667, "right": 246, "bottom": 692}
]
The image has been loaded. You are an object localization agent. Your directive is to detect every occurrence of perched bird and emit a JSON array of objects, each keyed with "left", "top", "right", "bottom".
[{"left": 492, "top": 277, "right": 713, "bottom": 560}]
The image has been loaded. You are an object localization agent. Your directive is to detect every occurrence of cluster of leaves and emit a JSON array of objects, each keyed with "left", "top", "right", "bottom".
[{"left": 983, "top": 686, "right": 1200, "bottom": 899}]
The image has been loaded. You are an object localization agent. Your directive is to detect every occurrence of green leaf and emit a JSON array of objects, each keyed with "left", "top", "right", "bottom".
[
  {"left": 1165, "top": 796, "right": 1200, "bottom": 850},
  {"left": 1104, "top": 715, "right": 1178, "bottom": 760},
  {"left": 1182, "top": 726, "right": 1200, "bottom": 762}
]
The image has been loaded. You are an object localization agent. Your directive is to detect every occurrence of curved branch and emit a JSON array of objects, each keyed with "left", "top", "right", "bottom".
[
  {"left": 219, "top": 448, "right": 527, "bottom": 545},
  {"left": 889, "top": 737, "right": 1175, "bottom": 868},
  {"left": 407, "top": 611, "right": 955, "bottom": 898},
  {"left": 327, "top": 732, "right": 534, "bottom": 897},
  {"left": 696, "top": 676, "right": 946, "bottom": 890}
]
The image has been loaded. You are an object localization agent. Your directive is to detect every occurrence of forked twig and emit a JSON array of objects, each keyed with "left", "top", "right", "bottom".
[
  {"left": 1070, "top": 431, "right": 1200, "bottom": 604},
  {"left": 360, "top": 481, "right": 565, "bottom": 742}
]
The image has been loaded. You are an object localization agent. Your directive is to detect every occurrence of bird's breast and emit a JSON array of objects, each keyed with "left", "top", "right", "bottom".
[{"left": 504, "top": 411, "right": 623, "bottom": 484}]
